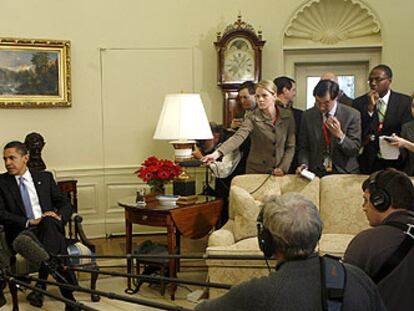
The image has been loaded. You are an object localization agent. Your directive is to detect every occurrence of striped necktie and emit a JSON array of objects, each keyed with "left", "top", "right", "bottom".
[
  {"left": 19, "top": 176, "right": 35, "bottom": 219},
  {"left": 377, "top": 98, "right": 386, "bottom": 122}
]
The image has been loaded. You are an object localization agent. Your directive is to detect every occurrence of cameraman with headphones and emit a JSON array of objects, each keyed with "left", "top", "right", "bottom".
[
  {"left": 196, "top": 193, "right": 386, "bottom": 311},
  {"left": 344, "top": 168, "right": 414, "bottom": 311}
]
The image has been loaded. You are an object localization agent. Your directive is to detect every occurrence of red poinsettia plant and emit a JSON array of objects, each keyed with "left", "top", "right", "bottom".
[{"left": 135, "top": 156, "right": 181, "bottom": 192}]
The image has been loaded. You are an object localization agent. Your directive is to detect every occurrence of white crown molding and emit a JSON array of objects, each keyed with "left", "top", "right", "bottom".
[
  {"left": 284, "top": 0, "right": 381, "bottom": 46},
  {"left": 283, "top": 43, "right": 383, "bottom": 51}
]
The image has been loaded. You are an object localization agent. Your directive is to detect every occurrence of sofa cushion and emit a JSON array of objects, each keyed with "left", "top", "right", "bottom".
[
  {"left": 320, "top": 175, "right": 369, "bottom": 235},
  {"left": 230, "top": 186, "right": 262, "bottom": 242},
  {"left": 318, "top": 233, "right": 355, "bottom": 257},
  {"left": 287, "top": 176, "right": 320, "bottom": 209}
]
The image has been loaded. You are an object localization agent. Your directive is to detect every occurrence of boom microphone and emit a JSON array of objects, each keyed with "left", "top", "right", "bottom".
[
  {"left": 12, "top": 230, "right": 68, "bottom": 283},
  {"left": 56, "top": 253, "right": 269, "bottom": 261},
  {"left": 8, "top": 276, "right": 97, "bottom": 311},
  {"left": 69, "top": 266, "right": 232, "bottom": 290},
  {"left": 29, "top": 276, "right": 193, "bottom": 311},
  {"left": 12, "top": 230, "right": 49, "bottom": 268}
]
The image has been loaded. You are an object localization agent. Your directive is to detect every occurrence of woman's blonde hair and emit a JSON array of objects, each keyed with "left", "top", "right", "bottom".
[{"left": 255, "top": 80, "right": 277, "bottom": 95}]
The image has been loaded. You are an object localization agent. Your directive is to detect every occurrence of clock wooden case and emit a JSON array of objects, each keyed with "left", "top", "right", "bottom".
[{"left": 215, "top": 15, "right": 265, "bottom": 127}]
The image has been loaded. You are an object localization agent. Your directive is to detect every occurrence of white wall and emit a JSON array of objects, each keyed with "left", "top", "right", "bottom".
[{"left": 0, "top": 0, "right": 413, "bottom": 236}]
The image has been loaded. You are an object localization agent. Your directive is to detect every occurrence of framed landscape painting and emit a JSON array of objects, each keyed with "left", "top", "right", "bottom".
[{"left": 0, "top": 38, "right": 71, "bottom": 108}]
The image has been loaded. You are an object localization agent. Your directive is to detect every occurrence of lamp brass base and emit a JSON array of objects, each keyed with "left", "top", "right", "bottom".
[
  {"left": 173, "top": 167, "right": 196, "bottom": 196},
  {"left": 173, "top": 177, "right": 196, "bottom": 196}
]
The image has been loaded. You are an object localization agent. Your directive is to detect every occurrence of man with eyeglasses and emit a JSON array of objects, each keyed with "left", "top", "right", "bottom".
[{"left": 353, "top": 64, "right": 412, "bottom": 174}]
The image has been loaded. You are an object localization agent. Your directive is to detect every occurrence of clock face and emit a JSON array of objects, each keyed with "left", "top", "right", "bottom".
[{"left": 223, "top": 38, "right": 255, "bottom": 83}]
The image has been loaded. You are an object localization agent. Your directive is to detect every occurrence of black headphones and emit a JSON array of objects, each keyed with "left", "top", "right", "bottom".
[
  {"left": 257, "top": 204, "right": 322, "bottom": 259},
  {"left": 257, "top": 209, "right": 275, "bottom": 258},
  {"left": 369, "top": 170, "right": 396, "bottom": 212}
]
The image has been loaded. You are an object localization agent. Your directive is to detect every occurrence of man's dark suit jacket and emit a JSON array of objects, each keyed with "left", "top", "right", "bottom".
[
  {"left": 0, "top": 170, "right": 71, "bottom": 246},
  {"left": 298, "top": 103, "right": 361, "bottom": 176},
  {"left": 338, "top": 91, "right": 353, "bottom": 107},
  {"left": 353, "top": 90, "right": 412, "bottom": 173}
]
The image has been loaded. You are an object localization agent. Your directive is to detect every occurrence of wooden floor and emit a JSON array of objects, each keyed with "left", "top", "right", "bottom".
[{"left": 91, "top": 233, "right": 209, "bottom": 269}]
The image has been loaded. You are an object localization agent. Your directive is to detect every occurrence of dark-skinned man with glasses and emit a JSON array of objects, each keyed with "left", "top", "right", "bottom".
[{"left": 353, "top": 64, "right": 412, "bottom": 173}]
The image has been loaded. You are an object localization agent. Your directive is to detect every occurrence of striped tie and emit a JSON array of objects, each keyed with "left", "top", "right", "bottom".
[{"left": 377, "top": 98, "right": 386, "bottom": 122}]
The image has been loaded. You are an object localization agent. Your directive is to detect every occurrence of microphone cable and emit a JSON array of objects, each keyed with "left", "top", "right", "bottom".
[
  {"left": 249, "top": 173, "right": 273, "bottom": 195},
  {"left": 206, "top": 163, "right": 273, "bottom": 195}
]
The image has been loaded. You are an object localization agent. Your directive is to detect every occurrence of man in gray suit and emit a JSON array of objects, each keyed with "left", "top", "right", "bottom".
[{"left": 297, "top": 80, "right": 361, "bottom": 177}]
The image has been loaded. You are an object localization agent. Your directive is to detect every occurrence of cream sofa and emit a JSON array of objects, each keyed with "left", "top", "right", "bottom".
[{"left": 206, "top": 174, "right": 370, "bottom": 297}]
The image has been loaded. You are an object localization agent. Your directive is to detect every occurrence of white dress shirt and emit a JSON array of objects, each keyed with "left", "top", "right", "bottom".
[{"left": 368, "top": 89, "right": 391, "bottom": 117}]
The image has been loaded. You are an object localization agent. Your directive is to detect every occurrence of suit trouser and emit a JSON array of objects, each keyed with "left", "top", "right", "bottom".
[{"left": 30, "top": 216, "right": 77, "bottom": 300}]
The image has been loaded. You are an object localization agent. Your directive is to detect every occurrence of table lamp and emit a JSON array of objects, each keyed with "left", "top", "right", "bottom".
[{"left": 153, "top": 93, "right": 213, "bottom": 196}]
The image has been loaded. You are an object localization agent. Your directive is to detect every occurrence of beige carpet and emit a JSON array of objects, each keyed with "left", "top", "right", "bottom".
[{"left": 1, "top": 269, "right": 207, "bottom": 311}]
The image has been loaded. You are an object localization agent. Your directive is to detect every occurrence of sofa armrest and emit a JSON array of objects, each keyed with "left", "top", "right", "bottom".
[{"left": 208, "top": 220, "right": 235, "bottom": 247}]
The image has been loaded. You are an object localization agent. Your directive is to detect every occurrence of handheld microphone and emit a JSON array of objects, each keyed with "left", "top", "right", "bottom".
[{"left": 12, "top": 230, "right": 68, "bottom": 284}]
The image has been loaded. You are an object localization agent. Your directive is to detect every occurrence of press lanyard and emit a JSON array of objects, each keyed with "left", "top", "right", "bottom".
[
  {"left": 322, "top": 119, "right": 331, "bottom": 146},
  {"left": 378, "top": 121, "right": 384, "bottom": 134},
  {"left": 322, "top": 114, "right": 333, "bottom": 173}
]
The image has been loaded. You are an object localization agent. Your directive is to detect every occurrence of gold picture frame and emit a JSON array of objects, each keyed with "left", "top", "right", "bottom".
[{"left": 0, "top": 37, "right": 71, "bottom": 108}]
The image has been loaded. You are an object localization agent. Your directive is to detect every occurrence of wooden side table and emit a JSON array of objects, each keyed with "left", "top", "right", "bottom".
[{"left": 118, "top": 196, "right": 223, "bottom": 300}]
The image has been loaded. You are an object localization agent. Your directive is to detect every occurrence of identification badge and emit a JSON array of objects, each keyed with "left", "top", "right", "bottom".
[{"left": 323, "top": 156, "right": 333, "bottom": 173}]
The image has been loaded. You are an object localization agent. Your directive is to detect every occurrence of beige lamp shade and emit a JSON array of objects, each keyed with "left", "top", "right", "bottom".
[
  {"left": 153, "top": 94, "right": 213, "bottom": 140},
  {"left": 153, "top": 93, "right": 213, "bottom": 162}
]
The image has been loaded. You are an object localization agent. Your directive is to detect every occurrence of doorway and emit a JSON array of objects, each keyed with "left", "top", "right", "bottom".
[{"left": 295, "top": 62, "right": 369, "bottom": 110}]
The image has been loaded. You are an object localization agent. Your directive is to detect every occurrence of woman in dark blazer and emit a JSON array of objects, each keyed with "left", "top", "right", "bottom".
[{"left": 202, "top": 80, "right": 296, "bottom": 175}]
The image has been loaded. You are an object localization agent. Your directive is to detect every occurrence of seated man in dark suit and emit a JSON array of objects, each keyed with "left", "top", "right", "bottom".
[
  {"left": 0, "top": 141, "right": 77, "bottom": 310},
  {"left": 353, "top": 64, "right": 412, "bottom": 173}
]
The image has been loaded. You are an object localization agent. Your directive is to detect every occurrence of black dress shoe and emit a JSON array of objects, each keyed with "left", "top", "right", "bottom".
[{"left": 26, "top": 290, "right": 44, "bottom": 308}]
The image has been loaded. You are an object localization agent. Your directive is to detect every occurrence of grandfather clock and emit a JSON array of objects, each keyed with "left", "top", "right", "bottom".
[{"left": 215, "top": 15, "right": 265, "bottom": 128}]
